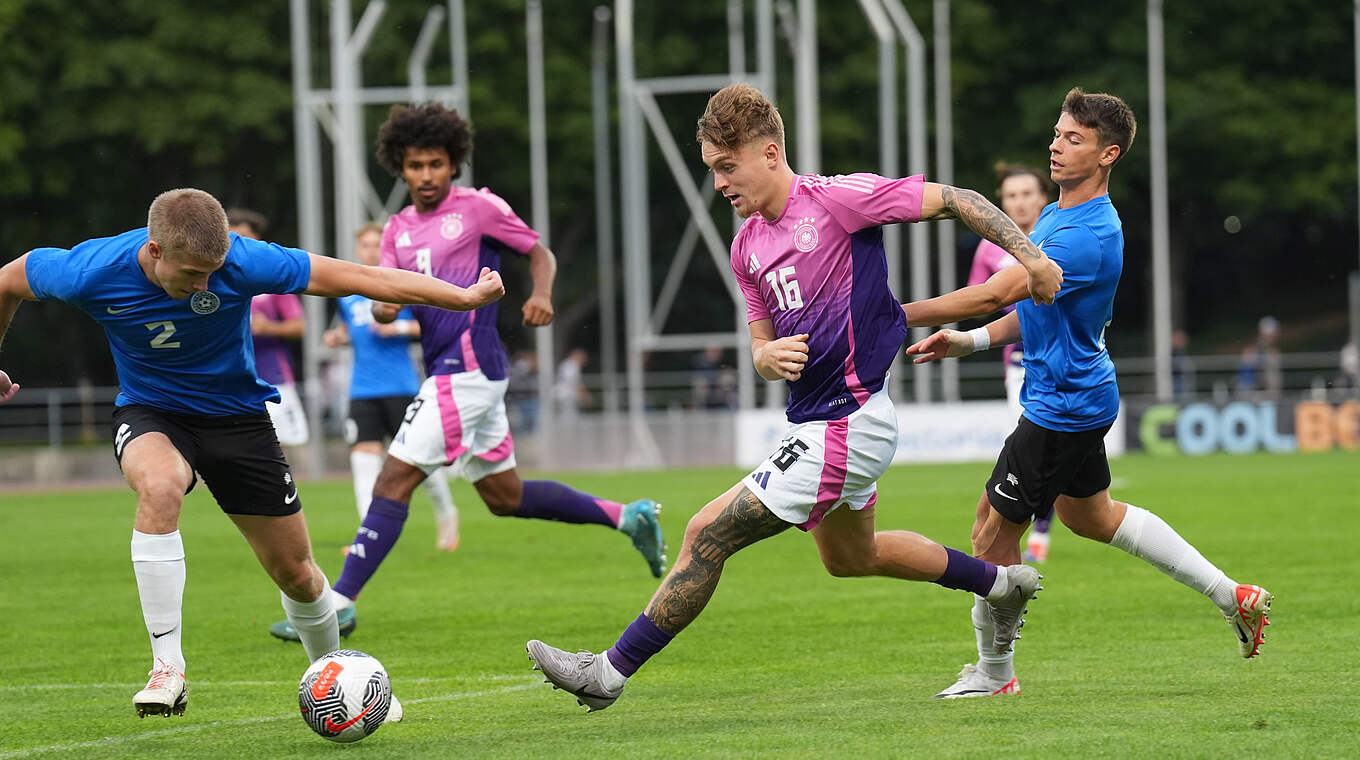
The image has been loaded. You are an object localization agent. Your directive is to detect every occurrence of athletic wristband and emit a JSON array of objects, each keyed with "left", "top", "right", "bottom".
[{"left": 966, "top": 327, "right": 991, "bottom": 353}]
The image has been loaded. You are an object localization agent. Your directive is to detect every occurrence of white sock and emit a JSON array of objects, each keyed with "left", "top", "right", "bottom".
[
  {"left": 131, "top": 530, "right": 187, "bottom": 674},
  {"left": 1111, "top": 504, "right": 1237, "bottom": 611},
  {"left": 972, "top": 595, "right": 1014, "bottom": 680},
  {"left": 422, "top": 468, "right": 457, "bottom": 522},
  {"left": 599, "top": 652, "right": 629, "bottom": 691},
  {"left": 984, "top": 564, "right": 1010, "bottom": 601},
  {"left": 281, "top": 578, "right": 339, "bottom": 662},
  {"left": 350, "top": 450, "right": 383, "bottom": 519},
  {"left": 330, "top": 587, "right": 355, "bottom": 610}
]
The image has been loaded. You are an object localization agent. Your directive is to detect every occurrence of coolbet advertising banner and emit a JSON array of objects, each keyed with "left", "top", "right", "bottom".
[{"left": 1124, "top": 399, "right": 1360, "bottom": 455}]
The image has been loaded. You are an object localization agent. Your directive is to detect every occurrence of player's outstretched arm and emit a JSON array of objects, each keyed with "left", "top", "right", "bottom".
[
  {"left": 520, "top": 242, "right": 556, "bottom": 327},
  {"left": 749, "top": 318, "right": 809, "bottom": 382},
  {"left": 902, "top": 264, "right": 1028, "bottom": 327},
  {"left": 305, "top": 254, "right": 504, "bottom": 311},
  {"left": 906, "top": 312, "right": 1022, "bottom": 364},
  {"left": 0, "top": 253, "right": 38, "bottom": 403},
  {"left": 919, "top": 182, "right": 1062, "bottom": 305}
]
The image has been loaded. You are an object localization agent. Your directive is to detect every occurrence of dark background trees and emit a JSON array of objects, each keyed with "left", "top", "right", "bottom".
[{"left": 1, "top": 0, "right": 1354, "bottom": 388}]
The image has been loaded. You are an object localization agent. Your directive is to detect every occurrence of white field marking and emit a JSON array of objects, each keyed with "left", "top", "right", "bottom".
[
  {"left": 0, "top": 672, "right": 531, "bottom": 692},
  {"left": 0, "top": 680, "right": 538, "bottom": 760}
]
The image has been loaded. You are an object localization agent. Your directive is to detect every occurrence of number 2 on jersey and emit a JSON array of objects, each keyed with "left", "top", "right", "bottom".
[
  {"left": 145, "top": 321, "right": 181, "bottom": 349},
  {"left": 765, "top": 266, "right": 803, "bottom": 312}
]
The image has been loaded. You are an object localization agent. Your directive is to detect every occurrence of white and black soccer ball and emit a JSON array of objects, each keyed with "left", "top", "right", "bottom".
[{"left": 298, "top": 649, "right": 392, "bottom": 743}]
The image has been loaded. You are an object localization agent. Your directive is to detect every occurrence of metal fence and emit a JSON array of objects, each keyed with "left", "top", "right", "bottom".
[{"left": 1, "top": 350, "right": 1353, "bottom": 450}]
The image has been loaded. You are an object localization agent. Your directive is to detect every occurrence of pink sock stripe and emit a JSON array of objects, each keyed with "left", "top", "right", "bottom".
[
  {"left": 801, "top": 417, "right": 850, "bottom": 530},
  {"left": 596, "top": 499, "right": 624, "bottom": 528},
  {"left": 435, "top": 374, "right": 469, "bottom": 464},
  {"left": 479, "top": 430, "right": 514, "bottom": 463}
]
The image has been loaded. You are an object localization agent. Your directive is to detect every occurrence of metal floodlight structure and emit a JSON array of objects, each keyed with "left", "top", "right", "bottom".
[
  {"left": 289, "top": 0, "right": 470, "bottom": 475},
  {"left": 612, "top": 0, "right": 937, "bottom": 466}
]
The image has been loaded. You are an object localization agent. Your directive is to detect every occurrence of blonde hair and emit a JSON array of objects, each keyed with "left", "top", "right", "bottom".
[
  {"left": 355, "top": 221, "right": 384, "bottom": 239},
  {"left": 148, "top": 189, "right": 230, "bottom": 265},
  {"left": 696, "top": 83, "right": 785, "bottom": 151}
]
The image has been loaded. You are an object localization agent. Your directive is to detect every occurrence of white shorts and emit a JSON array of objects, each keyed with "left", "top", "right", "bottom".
[
  {"left": 741, "top": 386, "right": 897, "bottom": 531},
  {"left": 266, "top": 383, "right": 310, "bottom": 446},
  {"left": 387, "top": 370, "right": 517, "bottom": 482}
]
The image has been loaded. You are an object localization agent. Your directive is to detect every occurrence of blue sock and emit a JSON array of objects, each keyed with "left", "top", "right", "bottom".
[
  {"left": 934, "top": 547, "right": 999, "bottom": 596},
  {"left": 514, "top": 480, "right": 622, "bottom": 528},
  {"left": 333, "top": 497, "right": 409, "bottom": 600},
  {"left": 605, "top": 613, "right": 675, "bottom": 677}
]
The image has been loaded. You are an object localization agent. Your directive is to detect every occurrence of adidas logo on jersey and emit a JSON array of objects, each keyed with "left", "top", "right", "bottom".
[
  {"left": 748, "top": 252, "right": 761, "bottom": 275},
  {"left": 396, "top": 232, "right": 412, "bottom": 248}
]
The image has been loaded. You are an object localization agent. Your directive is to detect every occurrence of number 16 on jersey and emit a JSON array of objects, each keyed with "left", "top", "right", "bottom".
[{"left": 765, "top": 266, "right": 803, "bottom": 312}]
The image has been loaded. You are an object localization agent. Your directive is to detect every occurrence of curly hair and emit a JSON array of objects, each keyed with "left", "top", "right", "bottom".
[
  {"left": 696, "top": 83, "right": 785, "bottom": 151},
  {"left": 376, "top": 103, "right": 473, "bottom": 178}
]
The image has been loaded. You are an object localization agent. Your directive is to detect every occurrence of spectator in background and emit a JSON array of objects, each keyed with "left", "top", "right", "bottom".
[
  {"left": 554, "top": 347, "right": 591, "bottom": 418},
  {"left": 1235, "top": 316, "right": 1282, "bottom": 399},
  {"left": 507, "top": 348, "right": 540, "bottom": 432},
  {"left": 229, "top": 208, "right": 309, "bottom": 448},
  {"left": 691, "top": 346, "right": 737, "bottom": 410},
  {"left": 1172, "top": 328, "right": 1196, "bottom": 399},
  {"left": 1338, "top": 340, "right": 1358, "bottom": 393}
]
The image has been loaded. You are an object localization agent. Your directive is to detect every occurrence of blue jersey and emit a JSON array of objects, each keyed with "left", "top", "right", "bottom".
[
  {"left": 336, "top": 295, "right": 421, "bottom": 400},
  {"left": 1016, "top": 196, "right": 1123, "bottom": 432},
  {"left": 26, "top": 228, "right": 311, "bottom": 416}
]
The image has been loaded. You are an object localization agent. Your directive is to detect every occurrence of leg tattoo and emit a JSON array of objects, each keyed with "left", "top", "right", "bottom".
[{"left": 644, "top": 487, "right": 790, "bottom": 635}]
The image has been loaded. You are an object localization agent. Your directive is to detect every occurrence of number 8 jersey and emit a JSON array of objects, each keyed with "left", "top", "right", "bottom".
[
  {"left": 25, "top": 228, "right": 311, "bottom": 416},
  {"left": 731, "top": 173, "right": 924, "bottom": 423}
]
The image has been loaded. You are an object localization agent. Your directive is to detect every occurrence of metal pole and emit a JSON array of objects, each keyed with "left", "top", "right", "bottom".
[
  {"left": 1148, "top": 0, "right": 1173, "bottom": 401},
  {"left": 934, "top": 0, "right": 958, "bottom": 401},
  {"left": 291, "top": 0, "right": 329, "bottom": 479},
  {"left": 527, "top": 0, "right": 556, "bottom": 460},
  {"left": 795, "top": 0, "right": 819, "bottom": 173},
  {"left": 592, "top": 5, "right": 620, "bottom": 417},
  {"left": 757, "top": 0, "right": 775, "bottom": 95},
  {"left": 881, "top": 0, "right": 931, "bottom": 402},
  {"left": 408, "top": 5, "right": 446, "bottom": 102},
  {"left": 449, "top": 0, "right": 472, "bottom": 186}
]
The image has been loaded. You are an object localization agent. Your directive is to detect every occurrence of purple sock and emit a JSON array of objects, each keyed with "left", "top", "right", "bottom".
[
  {"left": 332, "top": 497, "right": 409, "bottom": 600},
  {"left": 514, "top": 480, "right": 622, "bottom": 528},
  {"left": 605, "top": 613, "right": 675, "bottom": 677},
  {"left": 1033, "top": 506, "right": 1054, "bottom": 534},
  {"left": 934, "top": 547, "right": 999, "bottom": 596}
]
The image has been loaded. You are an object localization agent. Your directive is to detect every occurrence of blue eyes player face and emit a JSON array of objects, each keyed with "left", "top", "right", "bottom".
[{"left": 145, "top": 242, "right": 223, "bottom": 300}]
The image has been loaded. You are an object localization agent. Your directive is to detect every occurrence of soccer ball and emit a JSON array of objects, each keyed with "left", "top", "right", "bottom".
[{"left": 298, "top": 649, "right": 392, "bottom": 743}]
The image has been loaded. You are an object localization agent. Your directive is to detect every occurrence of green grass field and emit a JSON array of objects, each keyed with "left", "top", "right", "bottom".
[{"left": 1, "top": 451, "right": 1356, "bottom": 759}]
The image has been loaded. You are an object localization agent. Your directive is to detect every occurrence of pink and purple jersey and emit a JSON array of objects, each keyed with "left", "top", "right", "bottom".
[
  {"left": 381, "top": 186, "right": 540, "bottom": 381},
  {"left": 251, "top": 292, "right": 303, "bottom": 385},
  {"left": 967, "top": 239, "right": 1024, "bottom": 366},
  {"left": 732, "top": 173, "right": 923, "bottom": 423}
]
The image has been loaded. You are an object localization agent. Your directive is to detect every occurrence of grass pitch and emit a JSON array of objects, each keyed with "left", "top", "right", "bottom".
[{"left": 0, "top": 450, "right": 1356, "bottom": 759}]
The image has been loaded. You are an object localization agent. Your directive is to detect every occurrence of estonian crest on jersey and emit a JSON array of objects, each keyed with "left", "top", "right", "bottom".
[
  {"left": 440, "top": 213, "right": 465, "bottom": 241},
  {"left": 792, "top": 217, "right": 818, "bottom": 253},
  {"left": 190, "top": 291, "right": 220, "bottom": 315}
]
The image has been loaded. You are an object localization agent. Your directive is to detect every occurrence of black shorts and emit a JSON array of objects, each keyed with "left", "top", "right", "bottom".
[
  {"left": 111, "top": 405, "right": 302, "bottom": 517},
  {"left": 345, "top": 395, "right": 416, "bottom": 445},
  {"left": 985, "top": 416, "right": 1112, "bottom": 524}
]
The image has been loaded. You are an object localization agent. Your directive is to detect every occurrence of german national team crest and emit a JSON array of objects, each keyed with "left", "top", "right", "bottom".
[
  {"left": 190, "top": 291, "right": 220, "bottom": 315},
  {"left": 792, "top": 217, "right": 818, "bottom": 252},
  {"left": 440, "top": 213, "right": 465, "bottom": 241}
]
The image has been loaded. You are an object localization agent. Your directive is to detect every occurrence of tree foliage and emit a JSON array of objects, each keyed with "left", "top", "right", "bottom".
[{"left": 0, "top": 0, "right": 1355, "bottom": 388}]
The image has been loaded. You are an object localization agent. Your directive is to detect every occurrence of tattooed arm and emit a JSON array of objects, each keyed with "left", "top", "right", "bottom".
[
  {"left": 643, "top": 484, "right": 792, "bottom": 634},
  {"left": 919, "top": 182, "right": 1062, "bottom": 305}
]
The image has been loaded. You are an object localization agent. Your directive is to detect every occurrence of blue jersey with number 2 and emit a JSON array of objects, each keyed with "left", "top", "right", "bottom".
[{"left": 26, "top": 228, "right": 311, "bottom": 416}]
